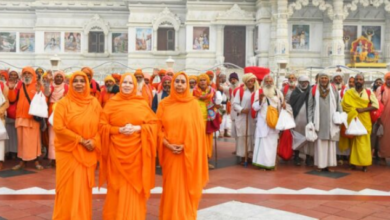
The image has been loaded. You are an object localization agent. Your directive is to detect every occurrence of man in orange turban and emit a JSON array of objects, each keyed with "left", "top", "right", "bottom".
[
  {"left": 81, "top": 67, "right": 101, "bottom": 99},
  {"left": 150, "top": 68, "right": 166, "bottom": 90},
  {"left": 99, "top": 75, "right": 119, "bottom": 108},
  {"left": 193, "top": 74, "right": 222, "bottom": 169},
  {"left": 152, "top": 75, "right": 171, "bottom": 112},
  {"left": 206, "top": 70, "right": 217, "bottom": 89},
  {"left": 9, "top": 67, "right": 42, "bottom": 170},
  {"left": 188, "top": 75, "right": 197, "bottom": 93},
  {"left": 111, "top": 73, "right": 121, "bottom": 85},
  {"left": 134, "top": 69, "right": 153, "bottom": 106}
]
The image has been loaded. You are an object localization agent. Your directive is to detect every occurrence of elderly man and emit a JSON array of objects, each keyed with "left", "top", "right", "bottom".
[
  {"left": 152, "top": 75, "right": 171, "bottom": 112},
  {"left": 333, "top": 72, "right": 345, "bottom": 92},
  {"left": 342, "top": 74, "right": 378, "bottom": 172},
  {"left": 376, "top": 72, "right": 390, "bottom": 165},
  {"left": 252, "top": 75, "right": 284, "bottom": 170},
  {"left": 111, "top": 73, "right": 121, "bottom": 85},
  {"left": 135, "top": 69, "right": 153, "bottom": 106},
  {"left": 282, "top": 73, "right": 297, "bottom": 102},
  {"left": 81, "top": 67, "right": 100, "bottom": 99},
  {"left": 229, "top": 73, "right": 240, "bottom": 151},
  {"left": 99, "top": 75, "right": 119, "bottom": 108},
  {"left": 218, "top": 73, "right": 232, "bottom": 137},
  {"left": 308, "top": 72, "right": 342, "bottom": 172},
  {"left": 289, "top": 75, "right": 314, "bottom": 166},
  {"left": 9, "top": 67, "right": 43, "bottom": 170},
  {"left": 206, "top": 70, "right": 217, "bottom": 89},
  {"left": 233, "top": 73, "right": 259, "bottom": 164}
]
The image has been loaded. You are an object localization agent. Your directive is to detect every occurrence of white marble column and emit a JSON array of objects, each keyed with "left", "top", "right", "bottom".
[
  {"left": 385, "top": 13, "right": 390, "bottom": 63},
  {"left": 275, "top": 0, "right": 289, "bottom": 63},
  {"left": 256, "top": 0, "right": 272, "bottom": 67},
  {"left": 153, "top": 29, "right": 157, "bottom": 51},
  {"left": 216, "top": 25, "right": 225, "bottom": 65},
  {"left": 331, "top": 0, "right": 345, "bottom": 66},
  {"left": 246, "top": 25, "right": 256, "bottom": 66},
  {"left": 175, "top": 29, "right": 179, "bottom": 51}
]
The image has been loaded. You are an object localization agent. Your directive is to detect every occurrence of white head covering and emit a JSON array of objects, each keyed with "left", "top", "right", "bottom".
[{"left": 298, "top": 75, "right": 310, "bottom": 82}]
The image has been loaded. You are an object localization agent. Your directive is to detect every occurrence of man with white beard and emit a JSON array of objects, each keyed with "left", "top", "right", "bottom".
[
  {"left": 333, "top": 72, "right": 346, "bottom": 92},
  {"left": 252, "top": 75, "right": 284, "bottom": 170},
  {"left": 282, "top": 73, "right": 297, "bottom": 102},
  {"left": 289, "top": 75, "right": 314, "bottom": 166},
  {"left": 308, "top": 72, "right": 342, "bottom": 172},
  {"left": 218, "top": 73, "right": 232, "bottom": 137},
  {"left": 233, "top": 73, "right": 259, "bottom": 163}
]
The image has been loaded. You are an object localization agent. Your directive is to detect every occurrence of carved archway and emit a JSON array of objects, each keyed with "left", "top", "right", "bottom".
[
  {"left": 288, "top": 0, "right": 334, "bottom": 19},
  {"left": 344, "top": 0, "right": 390, "bottom": 18},
  {"left": 152, "top": 7, "right": 181, "bottom": 52},
  {"left": 83, "top": 15, "right": 110, "bottom": 55}
]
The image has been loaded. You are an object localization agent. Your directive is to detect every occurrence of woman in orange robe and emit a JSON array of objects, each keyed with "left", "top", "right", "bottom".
[
  {"left": 157, "top": 72, "right": 209, "bottom": 220},
  {"left": 100, "top": 73, "right": 158, "bottom": 220},
  {"left": 52, "top": 71, "right": 102, "bottom": 220}
]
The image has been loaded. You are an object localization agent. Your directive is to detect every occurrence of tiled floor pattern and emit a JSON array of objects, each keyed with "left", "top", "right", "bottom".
[{"left": 1, "top": 139, "right": 390, "bottom": 219}]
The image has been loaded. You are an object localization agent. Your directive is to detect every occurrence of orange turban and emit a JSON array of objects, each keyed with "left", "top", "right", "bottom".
[
  {"left": 197, "top": 73, "right": 210, "bottom": 85},
  {"left": 188, "top": 75, "right": 197, "bottom": 81},
  {"left": 206, "top": 71, "right": 214, "bottom": 77},
  {"left": 111, "top": 73, "right": 121, "bottom": 82},
  {"left": 81, "top": 67, "right": 94, "bottom": 76},
  {"left": 104, "top": 75, "right": 115, "bottom": 83},
  {"left": 0, "top": 70, "right": 9, "bottom": 81},
  {"left": 158, "top": 69, "right": 167, "bottom": 76},
  {"left": 134, "top": 69, "right": 144, "bottom": 76},
  {"left": 385, "top": 72, "right": 390, "bottom": 80}
]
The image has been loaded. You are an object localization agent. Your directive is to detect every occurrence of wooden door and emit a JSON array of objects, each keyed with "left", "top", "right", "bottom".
[{"left": 224, "top": 26, "right": 246, "bottom": 68}]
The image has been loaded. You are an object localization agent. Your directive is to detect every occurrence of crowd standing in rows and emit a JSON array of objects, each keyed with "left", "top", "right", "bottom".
[{"left": 0, "top": 65, "right": 388, "bottom": 219}]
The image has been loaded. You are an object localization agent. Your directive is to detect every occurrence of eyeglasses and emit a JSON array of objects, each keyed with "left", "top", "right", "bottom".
[{"left": 175, "top": 79, "right": 186, "bottom": 84}]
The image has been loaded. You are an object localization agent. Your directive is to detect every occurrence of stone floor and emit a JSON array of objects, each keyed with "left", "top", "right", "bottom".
[{"left": 0, "top": 138, "right": 390, "bottom": 219}]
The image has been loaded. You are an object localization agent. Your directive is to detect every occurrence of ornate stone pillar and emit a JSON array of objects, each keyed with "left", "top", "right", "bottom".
[
  {"left": 331, "top": 0, "right": 345, "bottom": 66},
  {"left": 256, "top": 0, "right": 272, "bottom": 67},
  {"left": 216, "top": 25, "right": 225, "bottom": 65},
  {"left": 175, "top": 29, "right": 179, "bottom": 51}
]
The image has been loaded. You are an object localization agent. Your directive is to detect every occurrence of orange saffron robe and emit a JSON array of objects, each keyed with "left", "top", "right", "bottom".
[
  {"left": 99, "top": 88, "right": 115, "bottom": 108},
  {"left": 52, "top": 72, "right": 102, "bottom": 220},
  {"left": 157, "top": 72, "right": 209, "bottom": 220},
  {"left": 99, "top": 73, "right": 158, "bottom": 220}
]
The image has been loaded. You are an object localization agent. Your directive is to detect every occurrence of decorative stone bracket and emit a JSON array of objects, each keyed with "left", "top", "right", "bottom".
[
  {"left": 288, "top": 0, "right": 335, "bottom": 20},
  {"left": 344, "top": 0, "right": 390, "bottom": 19}
]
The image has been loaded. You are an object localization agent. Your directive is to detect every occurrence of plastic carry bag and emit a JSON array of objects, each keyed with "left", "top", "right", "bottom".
[
  {"left": 333, "top": 112, "right": 348, "bottom": 127},
  {"left": 275, "top": 109, "right": 296, "bottom": 131},
  {"left": 305, "top": 122, "right": 318, "bottom": 142},
  {"left": 291, "top": 130, "right": 306, "bottom": 150},
  {"left": 28, "top": 92, "right": 48, "bottom": 118},
  {"left": 48, "top": 111, "right": 54, "bottom": 126},
  {"left": 345, "top": 118, "right": 368, "bottom": 136},
  {"left": 377, "top": 124, "right": 384, "bottom": 137},
  {"left": 277, "top": 130, "right": 293, "bottom": 160}
]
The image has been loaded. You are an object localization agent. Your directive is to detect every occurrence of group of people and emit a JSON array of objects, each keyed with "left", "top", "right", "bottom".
[
  {"left": 228, "top": 67, "right": 390, "bottom": 173},
  {"left": 0, "top": 64, "right": 389, "bottom": 219}
]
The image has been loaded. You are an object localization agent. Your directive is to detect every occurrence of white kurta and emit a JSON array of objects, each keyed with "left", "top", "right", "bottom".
[
  {"left": 252, "top": 90, "right": 282, "bottom": 168},
  {"left": 233, "top": 89, "right": 256, "bottom": 157}
]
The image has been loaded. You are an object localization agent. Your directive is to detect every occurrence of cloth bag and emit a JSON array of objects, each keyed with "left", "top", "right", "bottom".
[
  {"left": 28, "top": 92, "right": 48, "bottom": 118},
  {"left": 377, "top": 124, "right": 384, "bottom": 137},
  {"left": 305, "top": 122, "right": 318, "bottom": 142},
  {"left": 265, "top": 99, "right": 279, "bottom": 129},
  {"left": 276, "top": 109, "right": 296, "bottom": 131},
  {"left": 0, "top": 121, "right": 8, "bottom": 140},
  {"left": 333, "top": 112, "right": 348, "bottom": 126},
  {"left": 345, "top": 118, "right": 368, "bottom": 136},
  {"left": 291, "top": 130, "right": 306, "bottom": 150},
  {"left": 277, "top": 130, "right": 293, "bottom": 160}
]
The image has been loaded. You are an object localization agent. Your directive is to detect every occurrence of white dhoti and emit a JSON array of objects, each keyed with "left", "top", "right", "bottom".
[
  {"left": 314, "top": 140, "right": 337, "bottom": 169},
  {"left": 253, "top": 134, "right": 279, "bottom": 169},
  {"left": 236, "top": 135, "right": 254, "bottom": 158},
  {"left": 0, "top": 141, "right": 4, "bottom": 161},
  {"left": 219, "top": 114, "right": 232, "bottom": 136}
]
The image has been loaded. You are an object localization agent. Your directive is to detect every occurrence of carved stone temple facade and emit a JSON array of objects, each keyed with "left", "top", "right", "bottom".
[{"left": 0, "top": 0, "right": 389, "bottom": 79}]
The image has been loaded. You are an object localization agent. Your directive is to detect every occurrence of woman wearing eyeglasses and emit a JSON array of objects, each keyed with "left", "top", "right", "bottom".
[{"left": 157, "top": 72, "right": 209, "bottom": 220}]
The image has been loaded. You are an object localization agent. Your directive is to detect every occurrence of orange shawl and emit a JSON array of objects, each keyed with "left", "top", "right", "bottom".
[
  {"left": 53, "top": 71, "right": 102, "bottom": 192},
  {"left": 99, "top": 73, "right": 158, "bottom": 198},
  {"left": 157, "top": 72, "right": 209, "bottom": 201}
]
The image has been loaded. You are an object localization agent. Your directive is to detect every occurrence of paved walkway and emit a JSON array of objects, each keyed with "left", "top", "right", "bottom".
[{"left": 0, "top": 138, "right": 390, "bottom": 219}]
